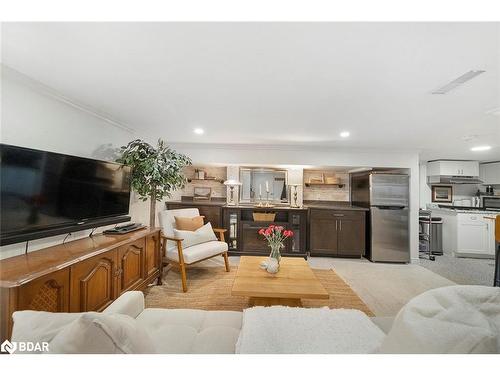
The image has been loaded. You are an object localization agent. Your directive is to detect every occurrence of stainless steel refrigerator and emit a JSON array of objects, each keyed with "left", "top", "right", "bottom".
[{"left": 351, "top": 172, "right": 410, "bottom": 263}]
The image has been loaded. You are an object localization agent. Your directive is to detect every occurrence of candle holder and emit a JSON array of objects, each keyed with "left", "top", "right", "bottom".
[
  {"left": 256, "top": 193, "right": 264, "bottom": 207},
  {"left": 223, "top": 179, "right": 242, "bottom": 206},
  {"left": 289, "top": 184, "right": 300, "bottom": 208}
]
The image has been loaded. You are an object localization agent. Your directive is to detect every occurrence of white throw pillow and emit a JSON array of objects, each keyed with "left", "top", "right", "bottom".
[
  {"left": 49, "top": 312, "right": 156, "bottom": 354},
  {"left": 378, "top": 285, "right": 500, "bottom": 354},
  {"left": 173, "top": 222, "right": 217, "bottom": 248}
]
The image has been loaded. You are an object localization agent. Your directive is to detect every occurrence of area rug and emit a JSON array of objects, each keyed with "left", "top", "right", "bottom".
[{"left": 145, "top": 267, "right": 374, "bottom": 316}]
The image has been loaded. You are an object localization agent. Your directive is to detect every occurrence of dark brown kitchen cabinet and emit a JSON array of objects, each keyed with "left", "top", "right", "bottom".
[
  {"left": 337, "top": 214, "right": 366, "bottom": 256},
  {"left": 309, "top": 214, "right": 339, "bottom": 255},
  {"left": 309, "top": 209, "right": 366, "bottom": 257},
  {"left": 222, "top": 207, "right": 308, "bottom": 257}
]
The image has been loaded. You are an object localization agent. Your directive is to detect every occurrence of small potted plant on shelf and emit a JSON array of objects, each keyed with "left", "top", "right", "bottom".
[{"left": 258, "top": 225, "right": 294, "bottom": 274}]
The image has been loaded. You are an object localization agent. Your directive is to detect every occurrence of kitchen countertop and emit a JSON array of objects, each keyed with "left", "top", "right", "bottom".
[
  {"left": 166, "top": 200, "right": 368, "bottom": 211},
  {"left": 303, "top": 201, "right": 369, "bottom": 211},
  {"left": 166, "top": 199, "right": 226, "bottom": 207},
  {"left": 430, "top": 206, "right": 500, "bottom": 215}
]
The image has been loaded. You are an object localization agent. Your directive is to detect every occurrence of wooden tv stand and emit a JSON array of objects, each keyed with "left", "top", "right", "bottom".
[{"left": 0, "top": 228, "right": 161, "bottom": 341}]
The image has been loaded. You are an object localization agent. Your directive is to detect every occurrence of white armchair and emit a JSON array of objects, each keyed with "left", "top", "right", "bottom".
[{"left": 158, "top": 208, "right": 230, "bottom": 292}]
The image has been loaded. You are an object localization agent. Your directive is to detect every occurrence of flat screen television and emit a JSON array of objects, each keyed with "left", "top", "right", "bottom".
[{"left": 0, "top": 144, "right": 132, "bottom": 246}]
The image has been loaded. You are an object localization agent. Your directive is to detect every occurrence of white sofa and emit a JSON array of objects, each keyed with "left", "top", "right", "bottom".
[
  {"left": 11, "top": 290, "right": 385, "bottom": 354},
  {"left": 11, "top": 285, "right": 500, "bottom": 354}
]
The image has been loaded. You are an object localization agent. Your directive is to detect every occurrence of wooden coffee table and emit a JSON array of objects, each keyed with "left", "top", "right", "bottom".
[{"left": 231, "top": 256, "right": 329, "bottom": 307}]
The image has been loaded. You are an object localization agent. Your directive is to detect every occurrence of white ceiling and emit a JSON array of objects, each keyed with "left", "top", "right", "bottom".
[{"left": 2, "top": 22, "right": 500, "bottom": 161}]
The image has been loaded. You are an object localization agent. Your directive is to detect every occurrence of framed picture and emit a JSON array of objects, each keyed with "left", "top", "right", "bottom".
[
  {"left": 431, "top": 185, "right": 453, "bottom": 203},
  {"left": 193, "top": 186, "right": 212, "bottom": 201}
]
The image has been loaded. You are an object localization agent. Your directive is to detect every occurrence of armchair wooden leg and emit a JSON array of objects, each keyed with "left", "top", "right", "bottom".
[
  {"left": 180, "top": 263, "right": 188, "bottom": 292},
  {"left": 223, "top": 252, "right": 230, "bottom": 272}
]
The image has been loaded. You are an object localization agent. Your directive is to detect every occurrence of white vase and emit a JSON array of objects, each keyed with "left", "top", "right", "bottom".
[{"left": 266, "top": 257, "right": 280, "bottom": 274}]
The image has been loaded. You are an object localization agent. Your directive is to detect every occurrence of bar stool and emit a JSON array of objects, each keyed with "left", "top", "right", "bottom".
[{"left": 419, "top": 209, "right": 435, "bottom": 261}]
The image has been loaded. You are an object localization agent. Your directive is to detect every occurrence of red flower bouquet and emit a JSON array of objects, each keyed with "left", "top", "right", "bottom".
[{"left": 258, "top": 224, "right": 294, "bottom": 272}]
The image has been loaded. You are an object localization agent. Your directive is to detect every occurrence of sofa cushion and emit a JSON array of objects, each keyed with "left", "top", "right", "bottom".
[
  {"left": 165, "top": 240, "right": 228, "bottom": 264},
  {"left": 175, "top": 215, "right": 205, "bottom": 231},
  {"left": 49, "top": 313, "right": 155, "bottom": 354},
  {"left": 378, "top": 285, "right": 500, "bottom": 354},
  {"left": 135, "top": 308, "right": 242, "bottom": 354},
  {"left": 11, "top": 311, "right": 84, "bottom": 348}
]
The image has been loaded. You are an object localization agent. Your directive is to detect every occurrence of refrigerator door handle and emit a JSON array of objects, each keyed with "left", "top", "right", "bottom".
[{"left": 375, "top": 205, "right": 406, "bottom": 210}]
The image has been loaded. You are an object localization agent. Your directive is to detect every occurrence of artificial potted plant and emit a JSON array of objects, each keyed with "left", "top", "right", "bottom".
[{"left": 117, "top": 139, "right": 192, "bottom": 227}]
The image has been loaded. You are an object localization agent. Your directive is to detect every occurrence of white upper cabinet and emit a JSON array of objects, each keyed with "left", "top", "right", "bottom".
[
  {"left": 480, "top": 162, "right": 500, "bottom": 185},
  {"left": 427, "top": 160, "right": 480, "bottom": 176}
]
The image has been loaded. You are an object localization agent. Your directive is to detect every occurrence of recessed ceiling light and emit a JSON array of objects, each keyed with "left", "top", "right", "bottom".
[
  {"left": 431, "top": 70, "right": 485, "bottom": 94},
  {"left": 470, "top": 145, "right": 492, "bottom": 152},
  {"left": 340, "top": 131, "right": 350, "bottom": 138},
  {"left": 193, "top": 128, "right": 204, "bottom": 135}
]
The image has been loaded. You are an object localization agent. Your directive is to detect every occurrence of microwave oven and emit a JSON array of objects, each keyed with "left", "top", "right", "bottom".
[{"left": 482, "top": 196, "right": 500, "bottom": 211}]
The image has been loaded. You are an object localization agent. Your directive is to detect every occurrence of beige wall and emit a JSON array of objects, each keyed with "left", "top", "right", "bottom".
[
  {"left": 303, "top": 170, "right": 349, "bottom": 201},
  {"left": 175, "top": 166, "right": 227, "bottom": 198}
]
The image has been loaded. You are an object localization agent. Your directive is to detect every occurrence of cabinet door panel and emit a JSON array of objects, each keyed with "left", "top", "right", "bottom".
[
  {"left": 18, "top": 269, "right": 70, "bottom": 312},
  {"left": 457, "top": 221, "right": 488, "bottom": 254},
  {"left": 338, "top": 216, "right": 366, "bottom": 257},
  {"left": 241, "top": 223, "right": 274, "bottom": 253},
  {"left": 480, "top": 162, "right": 500, "bottom": 185},
  {"left": 70, "top": 250, "right": 117, "bottom": 312},
  {"left": 310, "top": 218, "right": 338, "bottom": 255},
  {"left": 118, "top": 239, "right": 145, "bottom": 293},
  {"left": 145, "top": 233, "right": 160, "bottom": 277}
]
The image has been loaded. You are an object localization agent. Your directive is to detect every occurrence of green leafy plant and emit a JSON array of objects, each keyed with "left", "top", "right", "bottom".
[{"left": 117, "top": 139, "right": 192, "bottom": 227}]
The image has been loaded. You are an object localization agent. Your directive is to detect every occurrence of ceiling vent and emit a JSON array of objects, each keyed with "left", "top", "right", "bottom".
[{"left": 431, "top": 70, "right": 485, "bottom": 94}]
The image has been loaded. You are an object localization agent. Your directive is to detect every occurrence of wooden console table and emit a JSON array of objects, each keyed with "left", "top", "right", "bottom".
[{"left": 0, "top": 228, "right": 161, "bottom": 341}]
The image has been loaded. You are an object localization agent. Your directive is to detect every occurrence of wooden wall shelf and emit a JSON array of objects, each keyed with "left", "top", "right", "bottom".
[
  {"left": 187, "top": 178, "right": 225, "bottom": 184},
  {"left": 304, "top": 183, "right": 345, "bottom": 188}
]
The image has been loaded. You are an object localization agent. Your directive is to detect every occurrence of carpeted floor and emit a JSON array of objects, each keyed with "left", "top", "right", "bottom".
[
  {"left": 420, "top": 252, "right": 496, "bottom": 286},
  {"left": 145, "top": 266, "right": 374, "bottom": 316}
]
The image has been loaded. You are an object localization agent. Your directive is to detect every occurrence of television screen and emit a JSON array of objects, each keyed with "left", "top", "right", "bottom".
[{"left": 0, "top": 144, "right": 132, "bottom": 244}]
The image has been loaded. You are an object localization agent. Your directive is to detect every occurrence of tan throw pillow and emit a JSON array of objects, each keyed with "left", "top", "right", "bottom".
[{"left": 175, "top": 215, "right": 205, "bottom": 231}]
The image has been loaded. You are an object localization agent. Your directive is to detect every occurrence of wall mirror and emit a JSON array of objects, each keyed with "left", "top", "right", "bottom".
[{"left": 239, "top": 167, "right": 288, "bottom": 204}]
